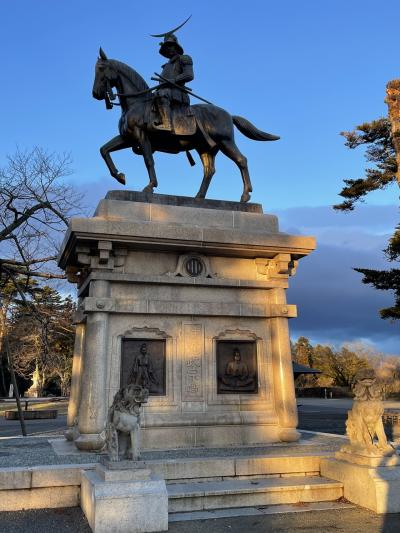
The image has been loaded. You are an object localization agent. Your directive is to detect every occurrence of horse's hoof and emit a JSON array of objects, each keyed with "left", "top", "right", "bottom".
[
  {"left": 115, "top": 172, "right": 125, "bottom": 185},
  {"left": 240, "top": 191, "right": 251, "bottom": 203},
  {"left": 142, "top": 185, "right": 154, "bottom": 194}
]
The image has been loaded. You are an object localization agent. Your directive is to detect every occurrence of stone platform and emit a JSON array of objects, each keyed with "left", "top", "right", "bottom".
[
  {"left": 0, "top": 432, "right": 345, "bottom": 515},
  {"left": 58, "top": 191, "right": 315, "bottom": 452}
]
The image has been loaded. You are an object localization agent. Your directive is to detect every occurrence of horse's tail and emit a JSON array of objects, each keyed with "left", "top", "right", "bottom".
[{"left": 232, "top": 115, "right": 280, "bottom": 141}]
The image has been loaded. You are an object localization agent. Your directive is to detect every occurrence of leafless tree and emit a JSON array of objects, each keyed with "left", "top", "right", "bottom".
[
  {"left": 0, "top": 146, "right": 83, "bottom": 283},
  {"left": 0, "top": 147, "right": 83, "bottom": 429}
]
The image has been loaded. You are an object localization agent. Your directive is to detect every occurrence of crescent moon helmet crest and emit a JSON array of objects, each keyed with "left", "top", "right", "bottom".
[{"left": 150, "top": 15, "right": 191, "bottom": 38}]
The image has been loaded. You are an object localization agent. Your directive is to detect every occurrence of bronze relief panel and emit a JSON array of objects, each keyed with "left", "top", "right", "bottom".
[
  {"left": 217, "top": 341, "right": 258, "bottom": 394},
  {"left": 121, "top": 339, "right": 166, "bottom": 396}
]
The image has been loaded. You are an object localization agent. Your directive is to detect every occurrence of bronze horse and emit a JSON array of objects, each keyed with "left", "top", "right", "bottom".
[{"left": 92, "top": 49, "right": 279, "bottom": 202}]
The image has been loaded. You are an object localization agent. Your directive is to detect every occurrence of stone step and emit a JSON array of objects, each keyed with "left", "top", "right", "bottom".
[
  {"left": 167, "top": 475, "right": 343, "bottom": 513},
  {"left": 145, "top": 453, "right": 326, "bottom": 482},
  {"left": 169, "top": 500, "right": 355, "bottom": 522}
]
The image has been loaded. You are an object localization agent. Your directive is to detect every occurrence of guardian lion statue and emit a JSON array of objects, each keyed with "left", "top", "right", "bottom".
[
  {"left": 341, "top": 369, "right": 394, "bottom": 456},
  {"left": 106, "top": 384, "right": 149, "bottom": 461}
]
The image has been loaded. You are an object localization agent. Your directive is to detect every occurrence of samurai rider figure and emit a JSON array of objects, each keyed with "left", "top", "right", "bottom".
[{"left": 153, "top": 33, "right": 194, "bottom": 131}]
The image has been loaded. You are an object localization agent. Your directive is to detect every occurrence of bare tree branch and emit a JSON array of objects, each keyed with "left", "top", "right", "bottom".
[{"left": 0, "top": 202, "right": 51, "bottom": 240}]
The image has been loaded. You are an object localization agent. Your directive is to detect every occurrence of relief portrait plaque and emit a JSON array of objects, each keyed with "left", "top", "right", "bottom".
[
  {"left": 121, "top": 339, "right": 166, "bottom": 396},
  {"left": 216, "top": 340, "right": 258, "bottom": 394}
]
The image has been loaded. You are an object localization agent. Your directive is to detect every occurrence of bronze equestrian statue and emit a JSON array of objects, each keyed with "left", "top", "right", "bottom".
[{"left": 92, "top": 24, "right": 279, "bottom": 202}]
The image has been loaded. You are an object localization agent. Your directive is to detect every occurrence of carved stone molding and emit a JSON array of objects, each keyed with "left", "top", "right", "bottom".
[
  {"left": 76, "top": 241, "right": 128, "bottom": 273},
  {"left": 215, "top": 328, "right": 259, "bottom": 341},
  {"left": 255, "top": 253, "right": 298, "bottom": 280},
  {"left": 182, "top": 323, "right": 204, "bottom": 402},
  {"left": 121, "top": 326, "right": 171, "bottom": 339},
  {"left": 167, "top": 253, "right": 214, "bottom": 279}
]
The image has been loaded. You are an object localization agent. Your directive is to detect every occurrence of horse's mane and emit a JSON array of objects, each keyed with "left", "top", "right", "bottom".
[{"left": 109, "top": 59, "right": 149, "bottom": 91}]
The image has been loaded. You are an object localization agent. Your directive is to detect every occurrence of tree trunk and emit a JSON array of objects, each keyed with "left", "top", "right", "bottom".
[
  {"left": 0, "top": 361, "right": 7, "bottom": 396},
  {"left": 5, "top": 337, "right": 27, "bottom": 436},
  {"left": 386, "top": 79, "right": 400, "bottom": 187},
  {"left": 0, "top": 311, "right": 8, "bottom": 396}
]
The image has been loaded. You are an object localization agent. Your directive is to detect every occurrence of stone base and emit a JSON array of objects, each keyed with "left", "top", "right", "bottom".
[
  {"left": 75, "top": 433, "right": 105, "bottom": 452},
  {"left": 140, "top": 424, "right": 294, "bottom": 450},
  {"left": 81, "top": 464, "right": 168, "bottom": 533},
  {"left": 321, "top": 457, "right": 400, "bottom": 513},
  {"left": 335, "top": 450, "right": 400, "bottom": 468},
  {"left": 61, "top": 192, "right": 316, "bottom": 456},
  {"left": 278, "top": 428, "right": 301, "bottom": 443}
]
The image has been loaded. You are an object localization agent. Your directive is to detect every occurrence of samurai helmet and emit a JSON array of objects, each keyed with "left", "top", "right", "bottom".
[
  {"left": 150, "top": 15, "right": 191, "bottom": 58},
  {"left": 159, "top": 34, "right": 183, "bottom": 57}
]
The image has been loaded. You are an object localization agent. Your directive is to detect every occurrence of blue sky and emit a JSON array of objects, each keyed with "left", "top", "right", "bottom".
[{"left": 1, "top": 0, "right": 399, "bottom": 353}]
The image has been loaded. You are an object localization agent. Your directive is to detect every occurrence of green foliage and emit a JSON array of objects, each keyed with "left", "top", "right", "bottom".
[
  {"left": 334, "top": 119, "right": 397, "bottom": 211},
  {"left": 386, "top": 225, "right": 400, "bottom": 261},
  {"left": 292, "top": 336, "right": 314, "bottom": 366},
  {"left": 8, "top": 285, "right": 75, "bottom": 395},
  {"left": 335, "top": 116, "right": 400, "bottom": 319},
  {"left": 354, "top": 267, "right": 400, "bottom": 320},
  {"left": 292, "top": 337, "right": 372, "bottom": 388}
]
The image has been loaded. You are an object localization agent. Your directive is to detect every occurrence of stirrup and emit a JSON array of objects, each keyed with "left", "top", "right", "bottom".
[{"left": 153, "top": 121, "right": 172, "bottom": 131}]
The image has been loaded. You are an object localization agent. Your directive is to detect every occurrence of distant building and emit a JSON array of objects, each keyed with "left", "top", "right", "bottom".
[{"left": 292, "top": 361, "right": 322, "bottom": 381}]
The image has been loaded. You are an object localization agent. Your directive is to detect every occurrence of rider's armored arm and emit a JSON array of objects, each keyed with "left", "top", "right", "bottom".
[{"left": 175, "top": 55, "right": 194, "bottom": 85}]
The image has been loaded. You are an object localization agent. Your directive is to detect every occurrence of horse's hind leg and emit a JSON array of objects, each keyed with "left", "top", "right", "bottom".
[
  {"left": 100, "top": 135, "right": 130, "bottom": 185},
  {"left": 137, "top": 135, "right": 158, "bottom": 193},
  {"left": 219, "top": 140, "right": 252, "bottom": 202},
  {"left": 196, "top": 151, "right": 216, "bottom": 199}
]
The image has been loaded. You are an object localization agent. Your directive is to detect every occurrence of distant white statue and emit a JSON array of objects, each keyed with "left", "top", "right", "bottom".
[
  {"left": 106, "top": 384, "right": 149, "bottom": 461},
  {"left": 341, "top": 369, "right": 394, "bottom": 456},
  {"left": 25, "top": 363, "right": 41, "bottom": 398}
]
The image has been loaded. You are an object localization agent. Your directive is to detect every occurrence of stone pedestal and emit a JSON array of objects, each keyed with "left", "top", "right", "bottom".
[
  {"left": 58, "top": 191, "right": 315, "bottom": 451},
  {"left": 81, "top": 462, "right": 168, "bottom": 532},
  {"left": 321, "top": 453, "right": 400, "bottom": 513}
]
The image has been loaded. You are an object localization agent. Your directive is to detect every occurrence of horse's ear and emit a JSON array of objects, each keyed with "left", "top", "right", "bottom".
[{"left": 99, "top": 47, "right": 108, "bottom": 60}]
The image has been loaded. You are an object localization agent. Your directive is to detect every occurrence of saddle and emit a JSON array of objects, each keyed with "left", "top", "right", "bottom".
[{"left": 148, "top": 103, "right": 196, "bottom": 135}]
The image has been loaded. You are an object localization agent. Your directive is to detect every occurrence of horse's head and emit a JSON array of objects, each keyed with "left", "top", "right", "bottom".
[
  {"left": 92, "top": 47, "right": 117, "bottom": 101},
  {"left": 93, "top": 48, "right": 149, "bottom": 110}
]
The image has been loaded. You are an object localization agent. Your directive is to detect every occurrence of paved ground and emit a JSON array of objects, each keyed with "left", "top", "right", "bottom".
[
  {"left": 1, "top": 506, "right": 400, "bottom": 533},
  {"left": 1, "top": 397, "right": 355, "bottom": 438},
  {"left": 297, "top": 398, "right": 352, "bottom": 434},
  {"left": 0, "top": 415, "right": 67, "bottom": 438},
  {"left": 0, "top": 431, "right": 344, "bottom": 468},
  {"left": 0, "top": 400, "right": 68, "bottom": 438}
]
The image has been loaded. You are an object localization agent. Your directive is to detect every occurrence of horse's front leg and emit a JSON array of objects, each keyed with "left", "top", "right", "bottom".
[
  {"left": 100, "top": 135, "right": 130, "bottom": 185},
  {"left": 196, "top": 151, "right": 216, "bottom": 199},
  {"left": 137, "top": 134, "right": 157, "bottom": 193}
]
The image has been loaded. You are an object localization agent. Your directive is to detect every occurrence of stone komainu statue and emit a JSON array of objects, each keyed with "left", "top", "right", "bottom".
[
  {"left": 342, "top": 368, "right": 394, "bottom": 456},
  {"left": 106, "top": 384, "right": 149, "bottom": 461}
]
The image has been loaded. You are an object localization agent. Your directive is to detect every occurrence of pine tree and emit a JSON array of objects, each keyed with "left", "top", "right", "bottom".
[
  {"left": 9, "top": 286, "right": 75, "bottom": 395},
  {"left": 334, "top": 81, "right": 400, "bottom": 319}
]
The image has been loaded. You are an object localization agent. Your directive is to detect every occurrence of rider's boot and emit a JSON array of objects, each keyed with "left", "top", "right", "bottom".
[{"left": 154, "top": 100, "right": 172, "bottom": 131}]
